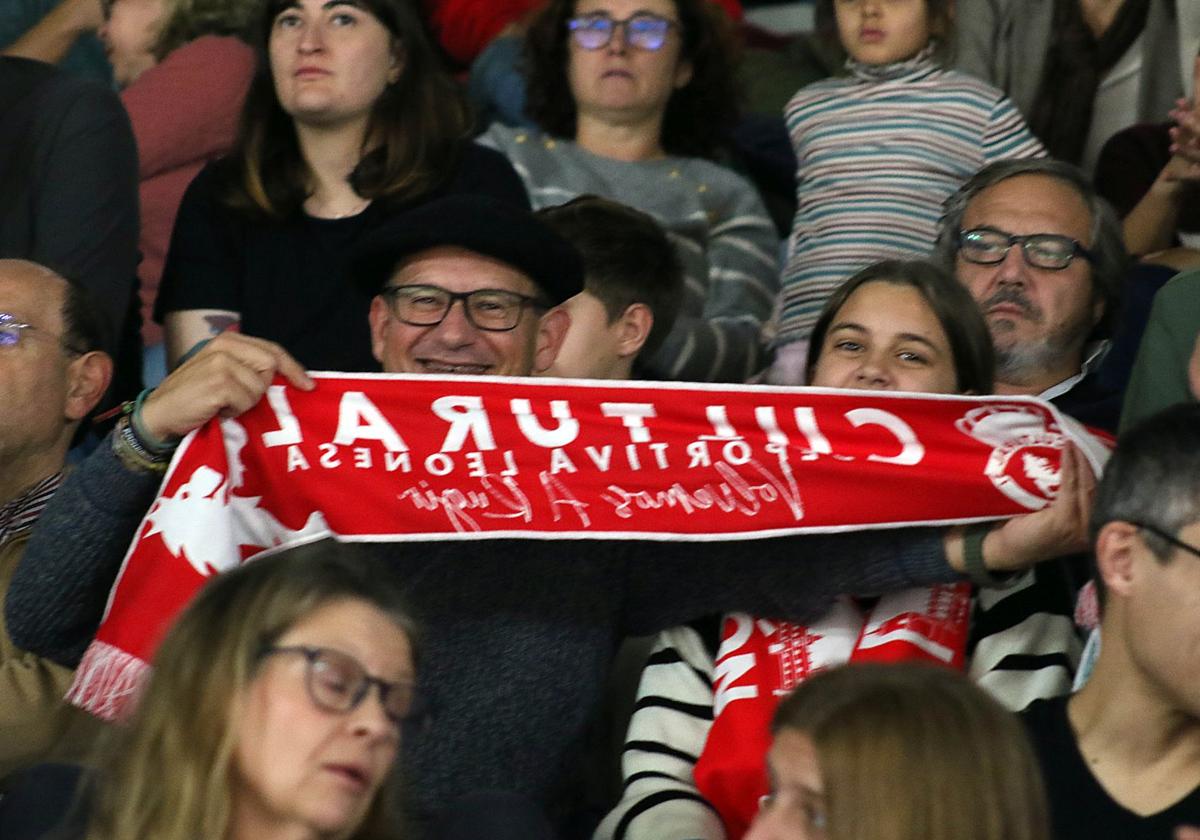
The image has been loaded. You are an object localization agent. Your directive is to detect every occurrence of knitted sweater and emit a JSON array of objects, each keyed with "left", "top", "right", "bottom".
[
  {"left": 6, "top": 436, "right": 956, "bottom": 829},
  {"left": 479, "top": 124, "right": 781, "bottom": 383},
  {"left": 777, "top": 49, "right": 1044, "bottom": 345}
]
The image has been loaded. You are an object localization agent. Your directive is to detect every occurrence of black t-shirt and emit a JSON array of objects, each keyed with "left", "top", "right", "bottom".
[
  {"left": 154, "top": 142, "right": 528, "bottom": 372},
  {"left": 1023, "top": 696, "right": 1200, "bottom": 840}
]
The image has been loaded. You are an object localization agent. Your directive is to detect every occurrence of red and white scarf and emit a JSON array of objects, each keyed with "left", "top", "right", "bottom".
[
  {"left": 695, "top": 584, "right": 973, "bottom": 839},
  {"left": 67, "top": 374, "right": 1107, "bottom": 720}
]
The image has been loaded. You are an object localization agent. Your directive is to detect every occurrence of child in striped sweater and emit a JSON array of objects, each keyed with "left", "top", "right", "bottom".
[{"left": 769, "top": 0, "right": 1044, "bottom": 383}]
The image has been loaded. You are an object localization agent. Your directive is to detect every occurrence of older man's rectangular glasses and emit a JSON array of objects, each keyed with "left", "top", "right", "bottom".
[
  {"left": 1132, "top": 522, "right": 1200, "bottom": 561},
  {"left": 381, "top": 285, "right": 547, "bottom": 332},
  {"left": 568, "top": 12, "right": 677, "bottom": 51},
  {"left": 260, "top": 645, "right": 425, "bottom": 727},
  {"left": 957, "top": 227, "right": 1096, "bottom": 271},
  {"left": 0, "top": 313, "right": 84, "bottom": 355}
]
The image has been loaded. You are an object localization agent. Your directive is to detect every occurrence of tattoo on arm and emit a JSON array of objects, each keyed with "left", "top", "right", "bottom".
[{"left": 204, "top": 315, "right": 239, "bottom": 336}]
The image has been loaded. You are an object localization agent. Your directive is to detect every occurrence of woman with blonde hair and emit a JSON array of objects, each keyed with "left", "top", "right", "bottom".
[
  {"left": 80, "top": 540, "right": 421, "bottom": 840},
  {"left": 747, "top": 663, "right": 1050, "bottom": 840}
]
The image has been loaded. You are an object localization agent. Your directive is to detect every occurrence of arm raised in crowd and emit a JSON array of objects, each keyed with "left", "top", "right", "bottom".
[
  {"left": 1, "top": 0, "right": 101, "bottom": 64},
  {"left": 5, "top": 334, "right": 312, "bottom": 666},
  {"left": 622, "top": 444, "right": 1094, "bottom": 634},
  {"left": 1121, "top": 58, "right": 1200, "bottom": 256}
]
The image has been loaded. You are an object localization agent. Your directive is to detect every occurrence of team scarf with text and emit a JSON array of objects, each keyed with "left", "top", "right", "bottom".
[
  {"left": 67, "top": 374, "right": 1108, "bottom": 720},
  {"left": 694, "top": 584, "right": 974, "bottom": 840}
]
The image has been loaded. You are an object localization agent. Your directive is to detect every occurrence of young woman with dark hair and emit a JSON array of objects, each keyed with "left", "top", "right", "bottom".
[{"left": 155, "top": 0, "right": 527, "bottom": 372}]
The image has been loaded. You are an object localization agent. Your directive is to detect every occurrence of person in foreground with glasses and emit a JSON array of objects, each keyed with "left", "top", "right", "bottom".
[
  {"left": 746, "top": 663, "right": 1050, "bottom": 840},
  {"left": 1021, "top": 403, "right": 1200, "bottom": 840},
  {"left": 479, "top": 0, "right": 781, "bottom": 384},
  {"left": 10, "top": 541, "right": 418, "bottom": 840},
  {"left": 935, "top": 158, "right": 1129, "bottom": 433}
]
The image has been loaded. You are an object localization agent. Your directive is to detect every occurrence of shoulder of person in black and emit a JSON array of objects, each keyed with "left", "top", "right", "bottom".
[
  {"left": 154, "top": 141, "right": 530, "bottom": 372},
  {"left": 1023, "top": 695, "right": 1200, "bottom": 840}
]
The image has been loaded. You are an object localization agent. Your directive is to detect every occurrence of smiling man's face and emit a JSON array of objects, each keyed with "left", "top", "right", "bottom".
[{"left": 368, "top": 246, "right": 568, "bottom": 378}]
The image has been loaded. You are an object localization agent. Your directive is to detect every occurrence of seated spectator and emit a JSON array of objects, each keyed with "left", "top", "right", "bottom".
[
  {"left": 429, "top": 0, "right": 738, "bottom": 73},
  {"left": 7, "top": 195, "right": 1063, "bottom": 834},
  {"left": 954, "top": 0, "right": 1200, "bottom": 172},
  {"left": 748, "top": 663, "right": 1050, "bottom": 840},
  {"left": 595, "top": 260, "right": 1093, "bottom": 840},
  {"left": 0, "top": 260, "right": 112, "bottom": 781},
  {"left": 1085, "top": 84, "right": 1200, "bottom": 399},
  {"left": 98, "top": 0, "right": 256, "bottom": 371},
  {"left": 1120, "top": 269, "right": 1200, "bottom": 429},
  {"left": 0, "top": 55, "right": 141, "bottom": 406},
  {"left": 1023, "top": 403, "right": 1200, "bottom": 840},
  {"left": 536, "top": 195, "right": 683, "bottom": 380},
  {"left": 22, "top": 540, "right": 420, "bottom": 840},
  {"left": 1093, "top": 57, "right": 1200, "bottom": 271},
  {"left": 768, "top": 0, "right": 1043, "bottom": 384},
  {"left": 934, "top": 158, "right": 1128, "bottom": 433},
  {"left": 0, "top": 0, "right": 110, "bottom": 81},
  {"left": 480, "top": 0, "right": 780, "bottom": 383},
  {"left": 156, "top": 0, "right": 528, "bottom": 373}
]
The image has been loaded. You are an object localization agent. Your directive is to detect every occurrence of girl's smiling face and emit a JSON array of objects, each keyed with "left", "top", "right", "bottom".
[{"left": 810, "top": 280, "right": 959, "bottom": 394}]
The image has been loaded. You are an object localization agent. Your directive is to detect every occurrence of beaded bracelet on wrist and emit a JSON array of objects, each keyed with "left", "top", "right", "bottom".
[
  {"left": 112, "top": 416, "right": 171, "bottom": 475},
  {"left": 129, "top": 387, "right": 177, "bottom": 457}
]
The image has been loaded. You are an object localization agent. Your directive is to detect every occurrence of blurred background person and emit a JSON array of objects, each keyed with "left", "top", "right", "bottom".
[
  {"left": 0, "top": 53, "right": 140, "bottom": 408},
  {"left": 746, "top": 663, "right": 1050, "bottom": 840},
  {"left": 955, "top": 0, "right": 1200, "bottom": 173},
  {"left": 98, "top": 0, "right": 256, "bottom": 384},
  {"left": 1, "top": 0, "right": 110, "bottom": 82},
  {"left": 481, "top": 0, "right": 780, "bottom": 383}
]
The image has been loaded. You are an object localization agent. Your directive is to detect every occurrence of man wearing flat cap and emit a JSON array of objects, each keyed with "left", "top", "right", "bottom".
[{"left": 7, "top": 195, "right": 1084, "bottom": 836}]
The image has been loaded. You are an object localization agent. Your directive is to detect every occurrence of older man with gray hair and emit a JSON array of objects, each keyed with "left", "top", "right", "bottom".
[
  {"left": 932, "top": 159, "right": 1129, "bottom": 713},
  {"left": 935, "top": 157, "right": 1127, "bottom": 432}
]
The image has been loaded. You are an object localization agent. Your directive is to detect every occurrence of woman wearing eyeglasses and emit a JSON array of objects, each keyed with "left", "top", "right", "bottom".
[
  {"left": 153, "top": 0, "right": 527, "bottom": 374},
  {"left": 79, "top": 541, "right": 419, "bottom": 840},
  {"left": 479, "top": 0, "right": 779, "bottom": 384}
]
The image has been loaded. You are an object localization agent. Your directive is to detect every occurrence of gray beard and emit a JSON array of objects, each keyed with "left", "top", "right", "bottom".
[{"left": 991, "top": 318, "right": 1091, "bottom": 390}]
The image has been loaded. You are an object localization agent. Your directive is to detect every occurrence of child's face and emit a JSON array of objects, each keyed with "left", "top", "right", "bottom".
[{"left": 834, "top": 0, "right": 931, "bottom": 66}]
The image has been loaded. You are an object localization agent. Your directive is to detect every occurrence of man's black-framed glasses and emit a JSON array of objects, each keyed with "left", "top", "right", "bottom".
[
  {"left": 380, "top": 284, "right": 548, "bottom": 332},
  {"left": 567, "top": 12, "right": 677, "bottom": 51},
  {"left": 1131, "top": 521, "right": 1200, "bottom": 561},
  {"left": 957, "top": 227, "right": 1096, "bottom": 271},
  {"left": 260, "top": 645, "right": 426, "bottom": 727},
  {"left": 0, "top": 313, "right": 85, "bottom": 355}
]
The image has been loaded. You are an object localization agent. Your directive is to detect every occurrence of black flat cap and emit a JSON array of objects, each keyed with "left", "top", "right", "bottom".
[{"left": 352, "top": 195, "right": 584, "bottom": 305}]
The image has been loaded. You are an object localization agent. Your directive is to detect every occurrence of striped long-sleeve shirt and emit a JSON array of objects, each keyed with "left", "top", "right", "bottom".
[
  {"left": 479, "top": 124, "right": 781, "bottom": 383},
  {"left": 776, "top": 49, "right": 1044, "bottom": 347},
  {"left": 594, "top": 567, "right": 1084, "bottom": 840}
]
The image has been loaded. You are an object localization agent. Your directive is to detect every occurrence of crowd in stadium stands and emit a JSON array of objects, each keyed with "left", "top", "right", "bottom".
[{"left": 1, "top": 0, "right": 1199, "bottom": 837}]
